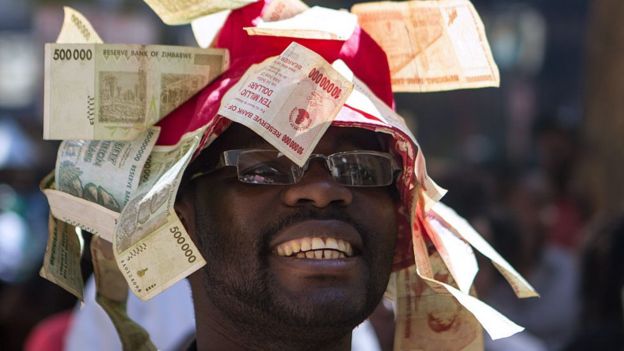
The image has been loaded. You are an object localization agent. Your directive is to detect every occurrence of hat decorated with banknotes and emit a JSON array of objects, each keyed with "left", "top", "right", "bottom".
[
  {"left": 157, "top": 0, "right": 538, "bottom": 347},
  {"left": 40, "top": 1, "right": 539, "bottom": 350}
]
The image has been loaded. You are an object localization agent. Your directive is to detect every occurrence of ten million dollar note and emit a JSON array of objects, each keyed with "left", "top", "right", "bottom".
[
  {"left": 44, "top": 43, "right": 228, "bottom": 140},
  {"left": 218, "top": 42, "right": 353, "bottom": 167}
]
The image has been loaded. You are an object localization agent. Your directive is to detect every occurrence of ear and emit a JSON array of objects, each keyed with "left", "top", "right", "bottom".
[{"left": 175, "top": 191, "right": 198, "bottom": 243}]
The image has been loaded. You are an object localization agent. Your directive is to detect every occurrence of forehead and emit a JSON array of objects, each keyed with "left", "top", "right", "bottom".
[{"left": 215, "top": 123, "right": 384, "bottom": 153}]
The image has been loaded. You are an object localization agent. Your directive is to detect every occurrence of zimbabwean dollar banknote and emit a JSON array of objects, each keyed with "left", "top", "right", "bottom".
[
  {"left": 114, "top": 130, "right": 206, "bottom": 300},
  {"left": 145, "top": 0, "right": 257, "bottom": 25},
  {"left": 44, "top": 43, "right": 228, "bottom": 140}
]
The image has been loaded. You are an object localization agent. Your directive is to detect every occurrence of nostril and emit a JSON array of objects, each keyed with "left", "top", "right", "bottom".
[{"left": 281, "top": 180, "right": 353, "bottom": 208}]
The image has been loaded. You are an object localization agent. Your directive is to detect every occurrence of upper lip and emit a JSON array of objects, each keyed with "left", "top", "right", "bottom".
[{"left": 268, "top": 219, "right": 363, "bottom": 255}]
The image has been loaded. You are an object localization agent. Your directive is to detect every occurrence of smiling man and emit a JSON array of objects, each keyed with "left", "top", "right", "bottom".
[
  {"left": 176, "top": 124, "right": 399, "bottom": 350},
  {"left": 147, "top": 1, "right": 463, "bottom": 349},
  {"left": 43, "top": 1, "right": 539, "bottom": 351}
]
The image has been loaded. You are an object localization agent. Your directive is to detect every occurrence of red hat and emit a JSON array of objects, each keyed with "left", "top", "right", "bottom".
[
  {"left": 156, "top": 0, "right": 394, "bottom": 147},
  {"left": 157, "top": 0, "right": 418, "bottom": 270}
]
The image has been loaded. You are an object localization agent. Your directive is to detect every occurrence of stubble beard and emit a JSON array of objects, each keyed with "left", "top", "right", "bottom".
[{"left": 192, "top": 199, "right": 390, "bottom": 350}]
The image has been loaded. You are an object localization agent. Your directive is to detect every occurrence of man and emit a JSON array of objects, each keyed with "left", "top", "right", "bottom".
[
  {"left": 175, "top": 124, "right": 400, "bottom": 350},
  {"left": 66, "top": 1, "right": 404, "bottom": 348},
  {"left": 150, "top": 2, "right": 414, "bottom": 348},
  {"left": 52, "top": 1, "right": 535, "bottom": 350}
]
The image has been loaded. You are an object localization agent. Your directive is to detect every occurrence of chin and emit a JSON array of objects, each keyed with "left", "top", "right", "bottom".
[{"left": 269, "top": 284, "right": 377, "bottom": 331}]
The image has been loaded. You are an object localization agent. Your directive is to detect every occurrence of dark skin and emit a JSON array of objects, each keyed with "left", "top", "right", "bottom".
[{"left": 176, "top": 124, "right": 398, "bottom": 351}]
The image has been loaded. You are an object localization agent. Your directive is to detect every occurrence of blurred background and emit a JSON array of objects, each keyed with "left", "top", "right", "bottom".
[{"left": 1, "top": 0, "right": 622, "bottom": 350}]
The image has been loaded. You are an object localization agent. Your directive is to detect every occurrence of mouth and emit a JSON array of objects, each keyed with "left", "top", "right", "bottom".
[
  {"left": 268, "top": 219, "right": 363, "bottom": 268},
  {"left": 268, "top": 220, "right": 366, "bottom": 284},
  {"left": 274, "top": 237, "right": 355, "bottom": 259}
]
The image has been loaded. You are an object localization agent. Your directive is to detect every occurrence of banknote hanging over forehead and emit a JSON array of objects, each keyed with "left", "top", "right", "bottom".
[{"left": 39, "top": 1, "right": 538, "bottom": 350}]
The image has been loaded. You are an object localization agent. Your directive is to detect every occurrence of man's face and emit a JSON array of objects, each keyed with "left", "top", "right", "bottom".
[{"left": 178, "top": 124, "right": 398, "bottom": 340}]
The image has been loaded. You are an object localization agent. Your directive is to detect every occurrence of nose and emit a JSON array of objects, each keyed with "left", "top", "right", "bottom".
[{"left": 281, "top": 162, "right": 353, "bottom": 208}]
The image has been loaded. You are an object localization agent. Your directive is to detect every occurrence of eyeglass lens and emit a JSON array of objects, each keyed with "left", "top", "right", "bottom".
[{"left": 235, "top": 150, "right": 394, "bottom": 186}]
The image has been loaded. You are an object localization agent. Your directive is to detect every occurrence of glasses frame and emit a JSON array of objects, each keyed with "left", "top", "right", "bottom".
[{"left": 190, "top": 149, "right": 402, "bottom": 187}]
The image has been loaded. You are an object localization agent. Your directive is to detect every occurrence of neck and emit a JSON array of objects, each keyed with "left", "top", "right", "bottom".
[{"left": 188, "top": 275, "right": 353, "bottom": 351}]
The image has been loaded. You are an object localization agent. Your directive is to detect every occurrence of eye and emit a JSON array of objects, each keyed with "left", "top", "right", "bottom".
[
  {"left": 336, "top": 161, "right": 376, "bottom": 185},
  {"left": 239, "top": 162, "right": 290, "bottom": 184}
]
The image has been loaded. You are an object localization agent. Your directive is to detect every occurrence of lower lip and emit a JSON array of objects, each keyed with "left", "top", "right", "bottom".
[{"left": 268, "top": 254, "right": 362, "bottom": 277}]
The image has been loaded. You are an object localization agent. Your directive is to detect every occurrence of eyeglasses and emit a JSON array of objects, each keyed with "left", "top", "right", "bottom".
[{"left": 190, "top": 149, "right": 401, "bottom": 187}]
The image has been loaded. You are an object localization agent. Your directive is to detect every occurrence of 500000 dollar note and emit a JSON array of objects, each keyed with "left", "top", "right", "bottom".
[
  {"left": 56, "top": 6, "right": 103, "bottom": 44},
  {"left": 352, "top": 0, "right": 499, "bottom": 92},
  {"left": 41, "top": 171, "right": 118, "bottom": 243},
  {"left": 114, "top": 130, "right": 206, "bottom": 300},
  {"left": 43, "top": 128, "right": 159, "bottom": 242},
  {"left": 145, "top": 0, "right": 257, "bottom": 25},
  {"left": 44, "top": 43, "right": 228, "bottom": 140},
  {"left": 40, "top": 215, "right": 85, "bottom": 300},
  {"left": 91, "top": 235, "right": 157, "bottom": 350},
  {"left": 55, "top": 127, "right": 160, "bottom": 212}
]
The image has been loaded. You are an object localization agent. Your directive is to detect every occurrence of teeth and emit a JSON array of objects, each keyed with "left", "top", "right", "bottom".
[
  {"left": 337, "top": 240, "right": 346, "bottom": 252},
  {"left": 290, "top": 241, "right": 300, "bottom": 254},
  {"left": 301, "top": 238, "right": 311, "bottom": 252},
  {"left": 326, "top": 238, "right": 339, "bottom": 251},
  {"left": 274, "top": 237, "right": 355, "bottom": 259},
  {"left": 312, "top": 238, "right": 324, "bottom": 250}
]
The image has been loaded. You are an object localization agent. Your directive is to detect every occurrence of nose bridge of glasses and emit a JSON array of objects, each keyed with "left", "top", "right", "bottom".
[{"left": 299, "top": 153, "right": 335, "bottom": 179}]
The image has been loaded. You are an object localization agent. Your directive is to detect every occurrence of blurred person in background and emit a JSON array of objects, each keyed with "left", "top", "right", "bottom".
[
  {"left": 440, "top": 163, "right": 580, "bottom": 351},
  {"left": 486, "top": 170, "right": 580, "bottom": 351},
  {"left": 532, "top": 113, "right": 587, "bottom": 252},
  {"left": 564, "top": 215, "right": 624, "bottom": 351}
]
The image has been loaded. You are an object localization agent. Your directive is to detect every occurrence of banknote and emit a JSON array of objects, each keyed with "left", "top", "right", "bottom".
[
  {"left": 56, "top": 6, "right": 103, "bottom": 44},
  {"left": 352, "top": 0, "right": 500, "bottom": 92},
  {"left": 261, "top": 0, "right": 308, "bottom": 22},
  {"left": 332, "top": 59, "right": 447, "bottom": 206},
  {"left": 218, "top": 42, "right": 354, "bottom": 167},
  {"left": 426, "top": 213, "right": 478, "bottom": 294},
  {"left": 192, "top": 10, "right": 232, "bottom": 48},
  {"left": 410, "top": 199, "right": 528, "bottom": 340},
  {"left": 45, "top": 187, "right": 119, "bottom": 242},
  {"left": 245, "top": 7, "right": 357, "bottom": 40},
  {"left": 45, "top": 128, "right": 159, "bottom": 242},
  {"left": 91, "top": 235, "right": 157, "bottom": 350},
  {"left": 40, "top": 215, "right": 84, "bottom": 300},
  {"left": 192, "top": 0, "right": 308, "bottom": 48},
  {"left": 114, "top": 130, "right": 206, "bottom": 300},
  {"left": 56, "top": 127, "right": 160, "bottom": 212},
  {"left": 144, "top": 0, "right": 257, "bottom": 25},
  {"left": 44, "top": 43, "right": 228, "bottom": 140},
  {"left": 394, "top": 261, "right": 484, "bottom": 351},
  {"left": 428, "top": 202, "right": 539, "bottom": 299}
]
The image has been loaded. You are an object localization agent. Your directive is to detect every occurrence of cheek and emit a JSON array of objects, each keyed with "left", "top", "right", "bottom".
[
  {"left": 353, "top": 191, "right": 398, "bottom": 253},
  {"left": 195, "top": 182, "right": 278, "bottom": 253}
]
